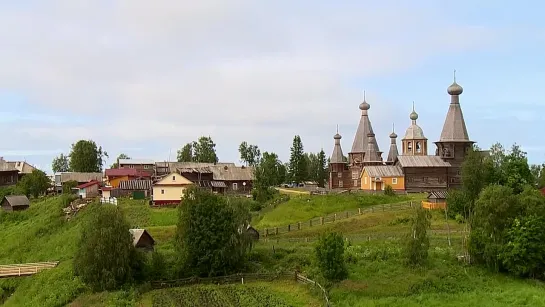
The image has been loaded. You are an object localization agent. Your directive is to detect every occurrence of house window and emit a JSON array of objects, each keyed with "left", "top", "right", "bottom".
[
  {"left": 416, "top": 142, "right": 421, "bottom": 153},
  {"left": 457, "top": 170, "right": 461, "bottom": 176},
  {"left": 423, "top": 177, "right": 428, "bottom": 182},
  {"left": 129, "top": 165, "right": 134, "bottom": 168},
  {"left": 353, "top": 180, "right": 358, "bottom": 187},
  {"left": 450, "top": 178, "right": 456, "bottom": 183},
  {"left": 392, "top": 178, "right": 398, "bottom": 184},
  {"left": 337, "top": 172, "right": 342, "bottom": 178},
  {"left": 172, "top": 175, "right": 176, "bottom": 181},
  {"left": 161, "top": 189, "right": 165, "bottom": 194},
  {"left": 339, "top": 181, "right": 343, "bottom": 188},
  {"left": 233, "top": 183, "right": 238, "bottom": 190},
  {"left": 352, "top": 171, "right": 358, "bottom": 180},
  {"left": 364, "top": 177, "right": 367, "bottom": 184},
  {"left": 144, "top": 165, "right": 150, "bottom": 169}
]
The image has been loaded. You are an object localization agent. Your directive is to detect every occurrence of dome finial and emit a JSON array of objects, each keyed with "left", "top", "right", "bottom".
[
  {"left": 453, "top": 69, "right": 457, "bottom": 83},
  {"left": 447, "top": 70, "right": 463, "bottom": 95},
  {"left": 359, "top": 90, "right": 370, "bottom": 111},
  {"left": 334, "top": 124, "right": 342, "bottom": 140},
  {"left": 410, "top": 101, "right": 418, "bottom": 121},
  {"left": 389, "top": 123, "right": 397, "bottom": 138},
  {"left": 336, "top": 124, "right": 339, "bottom": 134}
]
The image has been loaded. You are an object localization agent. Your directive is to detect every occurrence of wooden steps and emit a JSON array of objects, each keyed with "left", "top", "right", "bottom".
[{"left": 0, "top": 261, "right": 59, "bottom": 278}]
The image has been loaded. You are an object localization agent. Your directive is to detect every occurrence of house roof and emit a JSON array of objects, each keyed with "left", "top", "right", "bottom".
[
  {"left": 1, "top": 195, "right": 30, "bottom": 207},
  {"left": 351, "top": 98, "right": 380, "bottom": 154},
  {"left": 119, "top": 180, "right": 153, "bottom": 190},
  {"left": 105, "top": 168, "right": 150, "bottom": 177},
  {"left": 428, "top": 191, "right": 449, "bottom": 199},
  {"left": 438, "top": 79, "right": 472, "bottom": 143},
  {"left": 0, "top": 159, "right": 18, "bottom": 172},
  {"left": 129, "top": 229, "right": 155, "bottom": 247},
  {"left": 396, "top": 156, "right": 451, "bottom": 168},
  {"left": 118, "top": 159, "right": 155, "bottom": 165},
  {"left": 330, "top": 132, "right": 345, "bottom": 164},
  {"left": 56, "top": 172, "right": 102, "bottom": 183},
  {"left": 209, "top": 165, "right": 254, "bottom": 181},
  {"left": 76, "top": 180, "right": 100, "bottom": 189},
  {"left": 6, "top": 161, "right": 36, "bottom": 174},
  {"left": 363, "top": 165, "right": 404, "bottom": 178},
  {"left": 156, "top": 162, "right": 235, "bottom": 172}
]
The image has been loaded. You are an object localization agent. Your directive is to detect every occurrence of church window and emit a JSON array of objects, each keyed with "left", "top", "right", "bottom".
[
  {"left": 354, "top": 180, "right": 358, "bottom": 187},
  {"left": 339, "top": 181, "right": 343, "bottom": 188},
  {"left": 337, "top": 172, "right": 342, "bottom": 178},
  {"left": 416, "top": 142, "right": 421, "bottom": 153},
  {"left": 407, "top": 142, "right": 412, "bottom": 152},
  {"left": 352, "top": 171, "right": 359, "bottom": 179}
]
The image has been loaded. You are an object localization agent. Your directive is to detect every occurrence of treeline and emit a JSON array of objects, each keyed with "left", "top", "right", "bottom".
[{"left": 448, "top": 143, "right": 545, "bottom": 279}]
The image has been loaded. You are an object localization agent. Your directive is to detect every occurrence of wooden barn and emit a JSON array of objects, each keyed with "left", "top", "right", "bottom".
[
  {"left": 1, "top": 195, "right": 30, "bottom": 212},
  {"left": 422, "top": 191, "right": 448, "bottom": 210},
  {"left": 76, "top": 180, "right": 100, "bottom": 199},
  {"left": 129, "top": 229, "right": 155, "bottom": 251},
  {"left": 246, "top": 225, "right": 260, "bottom": 241}
]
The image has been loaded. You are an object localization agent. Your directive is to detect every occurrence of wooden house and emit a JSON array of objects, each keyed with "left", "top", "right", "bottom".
[
  {"left": 129, "top": 229, "right": 155, "bottom": 251},
  {"left": 155, "top": 161, "right": 236, "bottom": 177},
  {"left": 152, "top": 172, "right": 193, "bottom": 206},
  {"left": 422, "top": 191, "right": 448, "bottom": 210},
  {"left": 6, "top": 161, "right": 36, "bottom": 179},
  {"left": 395, "top": 156, "right": 450, "bottom": 193},
  {"left": 118, "top": 159, "right": 155, "bottom": 177},
  {"left": 76, "top": 180, "right": 100, "bottom": 199},
  {"left": 119, "top": 180, "right": 153, "bottom": 198},
  {"left": 209, "top": 165, "right": 254, "bottom": 194},
  {"left": 0, "top": 158, "right": 19, "bottom": 187},
  {"left": 361, "top": 165, "right": 404, "bottom": 191},
  {"left": 1, "top": 195, "right": 30, "bottom": 212},
  {"left": 54, "top": 172, "right": 103, "bottom": 194},
  {"left": 105, "top": 168, "right": 150, "bottom": 188}
]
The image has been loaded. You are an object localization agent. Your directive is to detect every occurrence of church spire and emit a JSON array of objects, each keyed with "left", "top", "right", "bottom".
[
  {"left": 351, "top": 91, "right": 380, "bottom": 155},
  {"left": 439, "top": 71, "right": 470, "bottom": 142},
  {"left": 364, "top": 132, "right": 382, "bottom": 163},
  {"left": 387, "top": 123, "right": 399, "bottom": 164},
  {"left": 330, "top": 126, "right": 345, "bottom": 164}
]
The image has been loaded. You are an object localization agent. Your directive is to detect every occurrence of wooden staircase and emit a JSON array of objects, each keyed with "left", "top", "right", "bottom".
[{"left": 0, "top": 262, "right": 59, "bottom": 278}]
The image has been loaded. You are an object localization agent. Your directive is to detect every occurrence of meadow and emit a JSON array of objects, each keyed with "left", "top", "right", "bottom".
[{"left": 0, "top": 193, "right": 544, "bottom": 306}]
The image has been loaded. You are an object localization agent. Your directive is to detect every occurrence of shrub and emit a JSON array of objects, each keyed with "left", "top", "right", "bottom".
[
  {"left": 384, "top": 185, "right": 395, "bottom": 196},
  {"left": 315, "top": 232, "right": 348, "bottom": 282},
  {"left": 405, "top": 206, "right": 431, "bottom": 266}
]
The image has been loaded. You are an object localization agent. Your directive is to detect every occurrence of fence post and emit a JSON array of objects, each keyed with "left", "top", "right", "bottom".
[
  {"left": 298, "top": 222, "right": 301, "bottom": 230},
  {"left": 382, "top": 204, "right": 385, "bottom": 211},
  {"left": 371, "top": 206, "right": 374, "bottom": 213},
  {"left": 275, "top": 227, "right": 278, "bottom": 235},
  {"left": 265, "top": 229, "right": 269, "bottom": 237},
  {"left": 410, "top": 201, "right": 413, "bottom": 207},
  {"left": 358, "top": 208, "right": 361, "bottom": 215},
  {"left": 288, "top": 224, "right": 291, "bottom": 232},
  {"left": 320, "top": 217, "right": 324, "bottom": 225},
  {"left": 310, "top": 220, "right": 313, "bottom": 227},
  {"left": 346, "top": 211, "right": 349, "bottom": 219},
  {"left": 334, "top": 214, "right": 337, "bottom": 221}
]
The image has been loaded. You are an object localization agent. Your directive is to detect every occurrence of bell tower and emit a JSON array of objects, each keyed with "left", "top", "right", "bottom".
[{"left": 402, "top": 102, "right": 428, "bottom": 155}]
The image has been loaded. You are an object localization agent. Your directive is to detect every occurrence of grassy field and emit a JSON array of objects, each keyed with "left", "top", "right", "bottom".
[{"left": 1, "top": 194, "right": 544, "bottom": 306}]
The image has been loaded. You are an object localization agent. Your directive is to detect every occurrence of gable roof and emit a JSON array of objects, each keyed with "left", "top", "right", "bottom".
[
  {"left": 209, "top": 165, "right": 254, "bottom": 181},
  {"left": 105, "top": 168, "right": 150, "bottom": 177},
  {"left": 76, "top": 180, "right": 100, "bottom": 189},
  {"left": 1, "top": 195, "right": 30, "bottom": 207},
  {"left": 396, "top": 155, "right": 451, "bottom": 168},
  {"left": 0, "top": 159, "right": 18, "bottom": 172},
  {"left": 56, "top": 172, "right": 102, "bottom": 183},
  {"left": 118, "top": 159, "right": 155, "bottom": 165},
  {"left": 155, "top": 172, "right": 193, "bottom": 186},
  {"left": 428, "top": 191, "right": 449, "bottom": 199},
  {"left": 156, "top": 162, "right": 235, "bottom": 173},
  {"left": 6, "top": 161, "right": 36, "bottom": 174},
  {"left": 129, "top": 229, "right": 155, "bottom": 247},
  {"left": 363, "top": 165, "right": 404, "bottom": 178}
]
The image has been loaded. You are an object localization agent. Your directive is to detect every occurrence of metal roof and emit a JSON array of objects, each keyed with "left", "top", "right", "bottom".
[
  {"left": 396, "top": 155, "right": 451, "bottom": 168},
  {"left": 129, "top": 229, "right": 155, "bottom": 247},
  {"left": 363, "top": 165, "right": 404, "bottom": 178},
  {"left": 1, "top": 195, "right": 30, "bottom": 207},
  {"left": 428, "top": 191, "right": 449, "bottom": 199}
]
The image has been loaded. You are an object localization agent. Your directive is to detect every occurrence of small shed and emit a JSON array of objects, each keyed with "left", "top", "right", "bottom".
[
  {"left": 1, "top": 195, "right": 30, "bottom": 212},
  {"left": 246, "top": 225, "right": 260, "bottom": 241},
  {"left": 76, "top": 180, "right": 100, "bottom": 199},
  {"left": 129, "top": 229, "right": 155, "bottom": 251},
  {"left": 422, "top": 191, "right": 448, "bottom": 210}
]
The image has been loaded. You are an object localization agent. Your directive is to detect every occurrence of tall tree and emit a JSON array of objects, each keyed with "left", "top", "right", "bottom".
[
  {"left": 254, "top": 152, "right": 283, "bottom": 188},
  {"left": 177, "top": 143, "right": 194, "bottom": 162},
  {"left": 305, "top": 153, "right": 319, "bottom": 182},
  {"left": 315, "top": 232, "right": 348, "bottom": 282},
  {"left": 288, "top": 135, "right": 307, "bottom": 184},
  {"left": 110, "top": 153, "right": 130, "bottom": 168},
  {"left": 69, "top": 140, "right": 108, "bottom": 172},
  {"left": 316, "top": 149, "right": 328, "bottom": 188},
  {"left": 501, "top": 144, "right": 533, "bottom": 194},
  {"left": 239, "top": 141, "right": 261, "bottom": 166},
  {"left": 74, "top": 205, "right": 136, "bottom": 291},
  {"left": 192, "top": 136, "right": 218, "bottom": 163},
  {"left": 51, "top": 153, "right": 69, "bottom": 173},
  {"left": 405, "top": 206, "right": 431, "bottom": 266},
  {"left": 460, "top": 145, "right": 490, "bottom": 216},
  {"left": 17, "top": 169, "right": 51, "bottom": 198}
]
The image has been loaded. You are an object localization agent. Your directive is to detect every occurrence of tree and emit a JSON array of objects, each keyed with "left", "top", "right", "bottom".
[
  {"left": 288, "top": 135, "right": 307, "bottom": 184},
  {"left": 239, "top": 142, "right": 261, "bottom": 167},
  {"left": 305, "top": 153, "right": 319, "bottom": 182},
  {"left": 501, "top": 144, "right": 533, "bottom": 194},
  {"left": 177, "top": 143, "right": 194, "bottom": 162},
  {"left": 17, "top": 170, "right": 50, "bottom": 198},
  {"left": 405, "top": 205, "right": 431, "bottom": 266},
  {"left": 253, "top": 152, "right": 284, "bottom": 202},
  {"left": 51, "top": 154, "right": 69, "bottom": 173},
  {"left": 192, "top": 136, "right": 218, "bottom": 163},
  {"left": 110, "top": 153, "right": 130, "bottom": 168},
  {"left": 74, "top": 204, "right": 136, "bottom": 291},
  {"left": 69, "top": 140, "right": 108, "bottom": 172},
  {"left": 316, "top": 150, "right": 328, "bottom": 188},
  {"left": 176, "top": 187, "right": 250, "bottom": 276},
  {"left": 315, "top": 232, "right": 348, "bottom": 282}
]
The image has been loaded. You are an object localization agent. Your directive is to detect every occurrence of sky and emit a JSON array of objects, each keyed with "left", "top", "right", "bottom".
[{"left": 0, "top": 1, "right": 543, "bottom": 174}]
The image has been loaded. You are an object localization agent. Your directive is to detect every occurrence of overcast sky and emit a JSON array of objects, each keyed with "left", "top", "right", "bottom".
[{"left": 0, "top": 1, "right": 543, "bottom": 173}]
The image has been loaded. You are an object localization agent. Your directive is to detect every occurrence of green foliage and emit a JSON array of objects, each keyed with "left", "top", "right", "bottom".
[
  {"left": 316, "top": 150, "right": 328, "bottom": 188},
  {"left": 69, "top": 139, "right": 108, "bottom": 172},
  {"left": 383, "top": 184, "right": 395, "bottom": 196},
  {"left": 0, "top": 186, "right": 18, "bottom": 201},
  {"left": 461, "top": 145, "right": 490, "bottom": 204},
  {"left": 177, "top": 143, "right": 193, "bottom": 162},
  {"left": 288, "top": 135, "right": 307, "bottom": 184},
  {"left": 405, "top": 206, "right": 431, "bottom": 266},
  {"left": 73, "top": 204, "right": 136, "bottom": 291},
  {"left": 446, "top": 189, "right": 470, "bottom": 219},
  {"left": 499, "top": 215, "right": 545, "bottom": 279},
  {"left": 518, "top": 186, "right": 545, "bottom": 216},
  {"left": 253, "top": 152, "right": 284, "bottom": 203},
  {"left": 110, "top": 153, "right": 130, "bottom": 168},
  {"left": 501, "top": 144, "right": 533, "bottom": 194},
  {"left": 304, "top": 150, "right": 328, "bottom": 187},
  {"left": 63, "top": 180, "right": 79, "bottom": 194},
  {"left": 315, "top": 232, "right": 348, "bottom": 282},
  {"left": 16, "top": 169, "right": 50, "bottom": 198},
  {"left": 192, "top": 136, "right": 219, "bottom": 163},
  {"left": 51, "top": 153, "right": 70, "bottom": 173},
  {"left": 176, "top": 187, "right": 250, "bottom": 276},
  {"left": 239, "top": 141, "right": 261, "bottom": 166}
]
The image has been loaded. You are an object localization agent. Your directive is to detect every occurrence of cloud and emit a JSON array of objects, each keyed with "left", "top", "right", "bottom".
[{"left": 0, "top": 1, "right": 507, "bottom": 166}]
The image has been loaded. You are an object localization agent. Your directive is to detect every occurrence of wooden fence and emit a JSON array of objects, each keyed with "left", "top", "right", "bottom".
[
  {"left": 296, "top": 273, "right": 330, "bottom": 307},
  {"left": 260, "top": 201, "right": 415, "bottom": 237},
  {"left": 100, "top": 197, "right": 118, "bottom": 205},
  {"left": 0, "top": 262, "right": 59, "bottom": 278}
]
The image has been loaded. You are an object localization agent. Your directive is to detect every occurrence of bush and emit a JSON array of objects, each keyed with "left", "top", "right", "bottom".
[
  {"left": 63, "top": 180, "right": 78, "bottom": 194},
  {"left": 315, "top": 232, "right": 348, "bottom": 282},
  {"left": 405, "top": 206, "right": 431, "bottom": 266},
  {"left": 74, "top": 204, "right": 136, "bottom": 291},
  {"left": 384, "top": 185, "right": 395, "bottom": 196}
]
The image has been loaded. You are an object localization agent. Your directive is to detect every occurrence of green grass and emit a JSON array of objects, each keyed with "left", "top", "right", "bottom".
[{"left": 255, "top": 193, "right": 416, "bottom": 228}]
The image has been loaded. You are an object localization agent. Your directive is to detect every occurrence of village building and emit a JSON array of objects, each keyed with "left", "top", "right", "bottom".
[
  {"left": 0, "top": 158, "right": 19, "bottom": 187},
  {"left": 118, "top": 159, "right": 155, "bottom": 177},
  {"left": 104, "top": 168, "right": 150, "bottom": 188},
  {"left": 422, "top": 191, "right": 448, "bottom": 209},
  {"left": 129, "top": 229, "right": 155, "bottom": 251},
  {"left": 6, "top": 161, "right": 36, "bottom": 180},
  {"left": 329, "top": 73, "right": 474, "bottom": 193},
  {"left": 1, "top": 195, "right": 30, "bottom": 212},
  {"left": 152, "top": 172, "right": 194, "bottom": 206},
  {"left": 76, "top": 180, "right": 100, "bottom": 199},
  {"left": 54, "top": 172, "right": 103, "bottom": 194}
]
